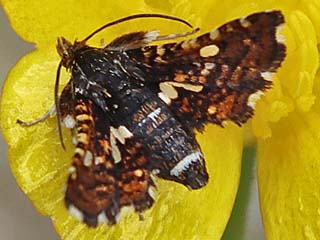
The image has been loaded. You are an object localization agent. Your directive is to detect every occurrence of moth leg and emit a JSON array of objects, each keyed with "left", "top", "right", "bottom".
[
  {"left": 105, "top": 28, "right": 199, "bottom": 51},
  {"left": 17, "top": 105, "right": 56, "bottom": 126}
]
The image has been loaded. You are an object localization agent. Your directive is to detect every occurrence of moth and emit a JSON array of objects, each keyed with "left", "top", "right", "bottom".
[{"left": 18, "top": 11, "right": 286, "bottom": 227}]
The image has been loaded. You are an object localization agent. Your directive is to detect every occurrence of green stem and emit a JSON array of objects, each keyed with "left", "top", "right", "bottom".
[{"left": 222, "top": 147, "right": 256, "bottom": 240}]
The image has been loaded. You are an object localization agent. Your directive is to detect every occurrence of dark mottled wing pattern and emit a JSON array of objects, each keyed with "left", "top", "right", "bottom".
[
  {"left": 59, "top": 91, "right": 155, "bottom": 226},
  {"left": 53, "top": 11, "right": 286, "bottom": 227},
  {"left": 126, "top": 11, "right": 286, "bottom": 131}
]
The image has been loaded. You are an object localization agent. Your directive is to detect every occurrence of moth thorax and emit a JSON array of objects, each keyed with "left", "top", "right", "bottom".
[{"left": 57, "top": 37, "right": 76, "bottom": 68}]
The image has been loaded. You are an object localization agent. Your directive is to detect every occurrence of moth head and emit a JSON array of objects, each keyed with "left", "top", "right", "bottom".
[{"left": 57, "top": 37, "right": 75, "bottom": 68}]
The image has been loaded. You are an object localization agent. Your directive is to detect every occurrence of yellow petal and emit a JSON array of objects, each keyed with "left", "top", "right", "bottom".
[
  {"left": 1, "top": 0, "right": 146, "bottom": 47},
  {"left": 0, "top": 49, "right": 68, "bottom": 215},
  {"left": 258, "top": 57, "right": 320, "bottom": 239},
  {"left": 297, "top": 0, "right": 320, "bottom": 42},
  {"left": 257, "top": 109, "right": 320, "bottom": 239}
]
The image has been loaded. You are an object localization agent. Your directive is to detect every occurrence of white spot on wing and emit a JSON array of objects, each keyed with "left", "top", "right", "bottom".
[
  {"left": 247, "top": 90, "right": 264, "bottom": 108},
  {"left": 193, "top": 62, "right": 201, "bottom": 67},
  {"left": 118, "top": 125, "right": 133, "bottom": 139},
  {"left": 261, "top": 71, "right": 274, "bottom": 81},
  {"left": 68, "top": 166, "right": 76, "bottom": 174},
  {"left": 276, "top": 34, "right": 285, "bottom": 43},
  {"left": 72, "top": 136, "right": 78, "bottom": 145},
  {"left": 170, "top": 151, "right": 203, "bottom": 177},
  {"left": 181, "top": 38, "right": 198, "bottom": 49},
  {"left": 150, "top": 173, "right": 158, "bottom": 186},
  {"left": 69, "top": 204, "right": 84, "bottom": 222},
  {"left": 152, "top": 169, "right": 160, "bottom": 175},
  {"left": 204, "top": 62, "right": 215, "bottom": 70},
  {"left": 94, "top": 156, "right": 103, "bottom": 165},
  {"left": 158, "top": 92, "right": 171, "bottom": 105},
  {"left": 239, "top": 17, "right": 251, "bottom": 28},
  {"left": 98, "top": 211, "right": 109, "bottom": 225},
  {"left": 111, "top": 126, "right": 125, "bottom": 144},
  {"left": 75, "top": 147, "right": 85, "bottom": 157},
  {"left": 200, "top": 45, "right": 219, "bottom": 58},
  {"left": 276, "top": 24, "right": 285, "bottom": 43},
  {"left": 226, "top": 24, "right": 233, "bottom": 32},
  {"left": 166, "top": 82, "right": 203, "bottom": 92},
  {"left": 77, "top": 133, "right": 89, "bottom": 144},
  {"left": 159, "top": 82, "right": 178, "bottom": 99},
  {"left": 201, "top": 68, "right": 210, "bottom": 76},
  {"left": 110, "top": 133, "right": 121, "bottom": 163},
  {"left": 156, "top": 46, "right": 166, "bottom": 56},
  {"left": 209, "top": 29, "right": 220, "bottom": 40},
  {"left": 84, "top": 150, "right": 93, "bottom": 167},
  {"left": 148, "top": 186, "right": 157, "bottom": 200},
  {"left": 207, "top": 105, "right": 217, "bottom": 115},
  {"left": 221, "top": 121, "right": 229, "bottom": 127}
]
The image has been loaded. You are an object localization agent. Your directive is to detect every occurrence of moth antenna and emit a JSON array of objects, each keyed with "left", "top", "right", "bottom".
[
  {"left": 81, "top": 13, "right": 194, "bottom": 43},
  {"left": 55, "top": 61, "right": 66, "bottom": 150}
]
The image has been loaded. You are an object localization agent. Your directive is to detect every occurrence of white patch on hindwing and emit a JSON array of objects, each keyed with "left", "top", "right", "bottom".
[
  {"left": 110, "top": 126, "right": 133, "bottom": 145},
  {"left": 247, "top": 90, "right": 264, "bottom": 108},
  {"left": 68, "top": 204, "right": 84, "bottom": 222},
  {"left": 109, "top": 125, "right": 133, "bottom": 163},
  {"left": 98, "top": 211, "right": 109, "bottom": 225}
]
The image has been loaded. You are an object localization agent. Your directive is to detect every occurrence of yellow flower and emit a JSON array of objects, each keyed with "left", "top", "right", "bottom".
[{"left": 0, "top": 0, "right": 319, "bottom": 239}]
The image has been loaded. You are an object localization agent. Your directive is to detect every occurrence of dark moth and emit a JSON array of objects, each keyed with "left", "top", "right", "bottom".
[{"left": 18, "top": 11, "right": 286, "bottom": 226}]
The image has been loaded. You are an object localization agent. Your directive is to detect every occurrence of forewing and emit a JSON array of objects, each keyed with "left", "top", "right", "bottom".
[
  {"left": 126, "top": 11, "right": 286, "bottom": 131},
  {"left": 60, "top": 92, "right": 155, "bottom": 227}
]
